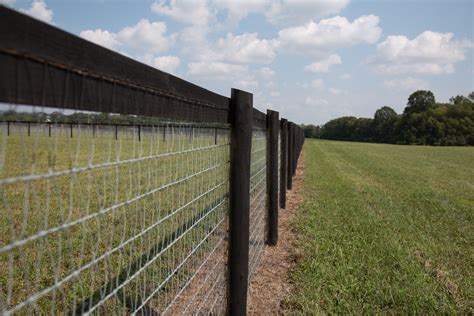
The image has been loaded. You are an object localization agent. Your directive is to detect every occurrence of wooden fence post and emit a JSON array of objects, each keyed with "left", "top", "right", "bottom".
[
  {"left": 280, "top": 119, "right": 288, "bottom": 209},
  {"left": 287, "top": 122, "right": 293, "bottom": 190},
  {"left": 266, "top": 110, "right": 279, "bottom": 246},
  {"left": 292, "top": 124, "right": 297, "bottom": 176},
  {"left": 228, "top": 88, "right": 252, "bottom": 316}
]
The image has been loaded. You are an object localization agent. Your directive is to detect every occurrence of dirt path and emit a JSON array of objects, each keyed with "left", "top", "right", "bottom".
[{"left": 247, "top": 152, "right": 305, "bottom": 314}]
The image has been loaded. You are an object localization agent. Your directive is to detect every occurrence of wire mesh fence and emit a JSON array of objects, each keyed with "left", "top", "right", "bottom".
[
  {"left": 248, "top": 128, "right": 267, "bottom": 279},
  {"left": 0, "top": 119, "right": 229, "bottom": 315},
  {"left": 0, "top": 6, "right": 305, "bottom": 314}
]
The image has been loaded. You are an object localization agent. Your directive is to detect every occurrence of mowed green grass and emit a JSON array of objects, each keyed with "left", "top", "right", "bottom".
[{"left": 290, "top": 139, "right": 473, "bottom": 314}]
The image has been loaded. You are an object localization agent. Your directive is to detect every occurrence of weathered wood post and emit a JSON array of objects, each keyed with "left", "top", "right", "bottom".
[
  {"left": 267, "top": 110, "right": 279, "bottom": 245},
  {"left": 280, "top": 118, "right": 288, "bottom": 209},
  {"left": 287, "top": 122, "right": 293, "bottom": 190},
  {"left": 228, "top": 88, "right": 252, "bottom": 316}
]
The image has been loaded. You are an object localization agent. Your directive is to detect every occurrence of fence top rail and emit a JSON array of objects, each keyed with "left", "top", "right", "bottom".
[
  {"left": 0, "top": 6, "right": 230, "bottom": 124},
  {"left": 252, "top": 108, "right": 267, "bottom": 129}
]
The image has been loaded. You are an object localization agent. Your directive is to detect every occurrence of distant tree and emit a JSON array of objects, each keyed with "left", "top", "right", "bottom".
[
  {"left": 468, "top": 91, "right": 474, "bottom": 102},
  {"left": 303, "top": 124, "right": 321, "bottom": 138},
  {"left": 373, "top": 106, "right": 399, "bottom": 143},
  {"left": 404, "top": 90, "right": 435, "bottom": 115},
  {"left": 450, "top": 95, "right": 473, "bottom": 105}
]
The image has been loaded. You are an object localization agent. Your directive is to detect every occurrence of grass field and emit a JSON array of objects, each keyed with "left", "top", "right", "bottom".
[{"left": 290, "top": 139, "right": 473, "bottom": 314}]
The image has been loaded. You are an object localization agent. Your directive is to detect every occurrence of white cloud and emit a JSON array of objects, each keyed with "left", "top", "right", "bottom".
[
  {"left": 151, "top": 0, "right": 214, "bottom": 26},
  {"left": 383, "top": 77, "right": 430, "bottom": 91},
  {"left": 266, "top": 0, "right": 350, "bottom": 26},
  {"left": 0, "top": 0, "right": 16, "bottom": 6},
  {"left": 20, "top": 0, "right": 53, "bottom": 24},
  {"left": 214, "top": 33, "right": 278, "bottom": 64},
  {"left": 80, "top": 19, "right": 176, "bottom": 54},
  {"left": 373, "top": 31, "right": 473, "bottom": 75},
  {"left": 180, "top": 31, "right": 277, "bottom": 65},
  {"left": 258, "top": 67, "right": 275, "bottom": 79},
  {"left": 117, "top": 19, "right": 176, "bottom": 53},
  {"left": 304, "top": 54, "right": 342, "bottom": 73},
  {"left": 151, "top": 1, "right": 349, "bottom": 29},
  {"left": 188, "top": 61, "right": 247, "bottom": 78},
  {"left": 266, "top": 81, "right": 277, "bottom": 88},
  {"left": 311, "top": 79, "right": 325, "bottom": 89},
  {"left": 234, "top": 78, "right": 259, "bottom": 91},
  {"left": 79, "top": 29, "right": 119, "bottom": 50},
  {"left": 178, "top": 25, "right": 212, "bottom": 59},
  {"left": 329, "top": 87, "right": 342, "bottom": 95},
  {"left": 140, "top": 55, "right": 181, "bottom": 74},
  {"left": 278, "top": 15, "right": 381, "bottom": 54},
  {"left": 305, "top": 96, "right": 328, "bottom": 106},
  {"left": 270, "top": 91, "right": 280, "bottom": 97},
  {"left": 340, "top": 73, "right": 351, "bottom": 80},
  {"left": 213, "top": 0, "right": 269, "bottom": 26}
]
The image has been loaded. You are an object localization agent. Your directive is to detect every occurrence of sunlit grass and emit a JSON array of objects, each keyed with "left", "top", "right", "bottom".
[{"left": 290, "top": 139, "right": 473, "bottom": 314}]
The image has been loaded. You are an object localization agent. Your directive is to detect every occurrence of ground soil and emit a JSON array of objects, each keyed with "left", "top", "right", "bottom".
[{"left": 247, "top": 152, "right": 305, "bottom": 314}]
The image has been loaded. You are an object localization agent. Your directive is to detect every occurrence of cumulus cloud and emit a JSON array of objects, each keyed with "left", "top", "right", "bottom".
[
  {"left": 269, "top": 91, "right": 280, "bottom": 97},
  {"left": 140, "top": 55, "right": 181, "bottom": 74},
  {"left": 215, "top": 33, "right": 278, "bottom": 64},
  {"left": 383, "top": 77, "right": 430, "bottom": 91},
  {"left": 80, "top": 19, "right": 176, "bottom": 54},
  {"left": 150, "top": 0, "right": 349, "bottom": 29},
  {"left": 116, "top": 19, "right": 176, "bottom": 53},
  {"left": 373, "top": 31, "right": 473, "bottom": 75},
  {"left": 329, "top": 87, "right": 342, "bottom": 95},
  {"left": 151, "top": 0, "right": 215, "bottom": 26},
  {"left": 311, "top": 79, "right": 325, "bottom": 89},
  {"left": 234, "top": 78, "right": 259, "bottom": 91},
  {"left": 79, "top": 29, "right": 119, "bottom": 50},
  {"left": 213, "top": 0, "right": 269, "bottom": 26},
  {"left": 266, "top": 0, "right": 350, "bottom": 26},
  {"left": 0, "top": 0, "right": 16, "bottom": 6},
  {"left": 278, "top": 15, "right": 381, "bottom": 54},
  {"left": 188, "top": 61, "right": 248, "bottom": 78},
  {"left": 179, "top": 31, "right": 277, "bottom": 65},
  {"left": 304, "top": 54, "right": 342, "bottom": 73},
  {"left": 258, "top": 67, "right": 275, "bottom": 79},
  {"left": 20, "top": 0, "right": 53, "bottom": 24},
  {"left": 305, "top": 96, "right": 328, "bottom": 106}
]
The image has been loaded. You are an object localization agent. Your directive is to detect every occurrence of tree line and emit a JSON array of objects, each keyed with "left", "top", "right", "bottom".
[
  {"left": 303, "top": 91, "right": 474, "bottom": 146},
  {"left": 0, "top": 111, "right": 170, "bottom": 125}
]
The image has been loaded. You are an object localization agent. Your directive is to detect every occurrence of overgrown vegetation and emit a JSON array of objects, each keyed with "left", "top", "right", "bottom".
[
  {"left": 289, "top": 140, "right": 473, "bottom": 313},
  {"left": 303, "top": 91, "right": 474, "bottom": 146}
]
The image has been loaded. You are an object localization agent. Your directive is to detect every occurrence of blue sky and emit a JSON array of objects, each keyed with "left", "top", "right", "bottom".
[{"left": 4, "top": 0, "right": 473, "bottom": 124}]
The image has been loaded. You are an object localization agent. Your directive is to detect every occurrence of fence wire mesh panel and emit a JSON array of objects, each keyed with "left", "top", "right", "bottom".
[
  {"left": 0, "top": 114, "right": 229, "bottom": 315},
  {"left": 248, "top": 128, "right": 267, "bottom": 279}
]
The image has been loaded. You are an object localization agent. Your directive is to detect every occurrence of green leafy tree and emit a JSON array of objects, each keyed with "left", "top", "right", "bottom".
[
  {"left": 404, "top": 90, "right": 436, "bottom": 115},
  {"left": 450, "top": 95, "right": 473, "bottom": 105},
  {"left": 468, "top": 91, "right": 474, "bottom": 102},
  {"left": 373, "top": 106, "right": 399, "bottom": 143}
]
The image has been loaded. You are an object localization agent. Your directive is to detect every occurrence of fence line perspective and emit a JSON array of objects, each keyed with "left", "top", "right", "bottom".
[{"left": 0, "top": 6, "right": 304, "bottom": 316}]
